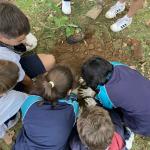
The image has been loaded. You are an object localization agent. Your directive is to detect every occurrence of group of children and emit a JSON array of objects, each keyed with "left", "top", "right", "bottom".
[
  {"left": 62, "top": 0, "right": 144, "bottom": 32},
  {"left": 0, "top": 1, "right": 150, "bottom": 150}
]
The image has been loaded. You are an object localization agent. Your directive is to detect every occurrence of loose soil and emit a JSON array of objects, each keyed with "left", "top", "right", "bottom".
[{"left": 51, "top": 29, "right": 142, "bottom": 76}]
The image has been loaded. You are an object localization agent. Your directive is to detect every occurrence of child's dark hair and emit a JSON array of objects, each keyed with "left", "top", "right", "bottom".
[
  {"left": 30, "top": 65, "right": 74, "bottom": 103},
  {"left": 0, "top": 60, "right": 19, "bottom": 94},
  {"left": 0, "top": 2, "right": 30, "bottom": 38},
  {"left": 77, "top": 106, "right": 114, "bottom": 150},
  {"left": 81, "top": 56, "right": 113, "bottom": 90}
]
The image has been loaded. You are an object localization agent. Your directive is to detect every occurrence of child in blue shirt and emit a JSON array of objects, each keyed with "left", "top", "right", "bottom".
[
  {"left": 80, "top": 56, "right": 150, "bottom": 136},
  {"left": 76, "top": 106, "right": 127, "bottom": 150},
  {"left": 13, "top": 65, "right": 79, "bottom": 150}
]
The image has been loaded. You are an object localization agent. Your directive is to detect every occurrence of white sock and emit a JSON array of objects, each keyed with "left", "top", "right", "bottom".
[{"left": 62, "top": 0, "right": 71, "bottom": 15}]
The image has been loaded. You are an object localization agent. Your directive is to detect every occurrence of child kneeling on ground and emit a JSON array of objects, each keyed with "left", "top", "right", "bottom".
[
  {"left": 0, "top": 2, "right": 55, "bottom": 92},
  {"left": 13, "top": 65, "right": 79, "bottom": 150},
  {"left": 0, "top": 60, "right": 29, "bottom": 144},
  {"left": 77, "top": 105, "right": 130, "bottom": 150},
  {"left": 80, "top": 56, "right": 150, "bottom": 138}
]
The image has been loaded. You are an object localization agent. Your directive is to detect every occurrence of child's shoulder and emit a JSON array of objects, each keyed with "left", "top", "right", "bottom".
[
  {"left": 110, "top": 61, "right": 128, "bottom": 68},
  {"left": 0, "top": 46, "right": 20, "bottom": 60},
  {"left": 0, "top": 45, "right": 13, "bottom": 52},
  {"left": 0, "top": 90, "right": 29, "bottom": 124},
  {"left": 0, "top": 90, "right": 28, "bottom": 103},
  {"left": 59, "top": 94, "right": 79, "bottom": 117},
  {"left": 21, "top": 95, "right": 43, "bottom": 120}
]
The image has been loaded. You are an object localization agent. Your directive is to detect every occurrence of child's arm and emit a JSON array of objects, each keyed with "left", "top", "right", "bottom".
[
  {"left": 21, "top": 74, "right": 33, "bottom": 91},
  {"left": 95, "top": 85, "right": 115, "bottom": 109}
]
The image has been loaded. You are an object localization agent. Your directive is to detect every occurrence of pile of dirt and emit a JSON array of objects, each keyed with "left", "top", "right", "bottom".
[{"left": 52, "top": 32, "right": 142, "bottom": 76}]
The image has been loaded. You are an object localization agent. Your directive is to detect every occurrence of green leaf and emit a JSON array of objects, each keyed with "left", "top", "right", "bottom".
[
  {"left": 65, "top": 26, "right": 75, "bottom": 37},
  {"left": 54, "top": 16, "right": 68, "bottom": 28},
  {"left": 47, "top": 1, "right": 61, "bottom": 13}
]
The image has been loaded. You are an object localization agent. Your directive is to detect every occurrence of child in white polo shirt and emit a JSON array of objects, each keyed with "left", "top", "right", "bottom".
[
  {"left": 0, "top": 60, "right": 29, "bottom": 143},
  {"left": 0, "top": 2, "right": 55, "bottom": 92}
]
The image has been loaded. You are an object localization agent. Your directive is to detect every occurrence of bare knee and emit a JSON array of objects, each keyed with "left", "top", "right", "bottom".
[{"left": 38, "top": 54, "right": 55, "bottom": 71}]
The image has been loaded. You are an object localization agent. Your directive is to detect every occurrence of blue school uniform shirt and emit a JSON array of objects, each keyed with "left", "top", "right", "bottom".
[
  {"left": 95, "top": 62, "right": 150, "bottom": 136},
  {"left": 13, "top": 94, "right": 79, "bottom": 150}
]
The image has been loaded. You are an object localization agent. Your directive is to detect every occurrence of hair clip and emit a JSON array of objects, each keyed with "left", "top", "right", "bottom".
[{"left": 49, "top": 81, "right": 55, "bottom": 88}]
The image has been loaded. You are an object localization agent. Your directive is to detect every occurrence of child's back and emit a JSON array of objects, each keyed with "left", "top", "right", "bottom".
[
  {"left": 13, "top": 66, "right": 79, "bottom": 150},
  {"left": 104, "top": 64, "right": 150, "bottom": 135},
  {"left": 81, "top": 56, "right": 150, "bottom": 136},
  {"left": 14, "top": 98, "right": 76, "bottom": 150}
]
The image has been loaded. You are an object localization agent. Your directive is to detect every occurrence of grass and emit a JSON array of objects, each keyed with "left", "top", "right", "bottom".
[{"left": 0, "top": 0, "right": 150, "bottom": 149}]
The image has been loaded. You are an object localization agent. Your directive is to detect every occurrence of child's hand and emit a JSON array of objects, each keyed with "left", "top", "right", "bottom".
[
  {"left": 22, "top": 74, "right": 33, "bottom": 93},
  {"left": 84, "top": 97, "right": 97, "bottom": 106},
  {"left": 79, "top": 77, "right": 86, "bottom": 87},
  {"left": 78, "top": 87, "right": 96, "bottom": 99},
  {"left": 23, "top": 33, "right": 37, "bottom": 50}
]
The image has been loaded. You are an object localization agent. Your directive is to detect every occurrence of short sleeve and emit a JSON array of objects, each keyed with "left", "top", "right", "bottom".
[
  {"left": 0, "top": 90, "right": 28, "bottom": 124},
  {"left": 0, "top": 47, "right": 25, "bottom": 82},
  {"left": 21, "top": 95, "right": 42, "bottom": 120}
]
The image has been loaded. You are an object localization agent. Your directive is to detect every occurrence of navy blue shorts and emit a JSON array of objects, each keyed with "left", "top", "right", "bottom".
[
  {"left": 14, "top": 53, "right": 46, "bottom": 91},
  {"left": 20, "top": 53, "right": 46, "bottom": 78}
]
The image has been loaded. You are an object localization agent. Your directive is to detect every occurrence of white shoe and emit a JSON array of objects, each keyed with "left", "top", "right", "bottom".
[
  {"left": 125, "top": 128, "right": 134, "bottom": 150},
  {"left": 105, "top": 1, "right": 126, "bottom": 19},
  {"left": 62, "top": 0, "right": 71, "bottom": 15},
  {"left": 110, "top": 15, "right": 132, "bottom": 32}
]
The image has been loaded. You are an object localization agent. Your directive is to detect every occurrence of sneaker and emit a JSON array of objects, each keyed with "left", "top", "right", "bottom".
[
  {"left": 105, "top": 1, "right": 126, "bottom": 19},
  {"left": 110, "top": 15, "right": 132, "bottom": 32},
  {"left": 62, "top": 0, "right": 71, "bottom": 15},
  {"left": 125, "top": 127, "right": 134, "bottom": 150}
]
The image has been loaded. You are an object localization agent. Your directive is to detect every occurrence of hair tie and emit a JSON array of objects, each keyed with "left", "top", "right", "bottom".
[{"left": 49, "top": 81, "right": 55, "bottom": 88}]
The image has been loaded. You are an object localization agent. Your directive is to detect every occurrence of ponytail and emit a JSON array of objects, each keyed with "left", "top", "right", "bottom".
[{"left": 30, "top": 65, "right": 74, "bottom": 104}]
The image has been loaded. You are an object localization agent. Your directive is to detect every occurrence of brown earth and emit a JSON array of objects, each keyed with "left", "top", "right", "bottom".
[{"left": 51, "top": 30, "right": 143, "bottom": 77}]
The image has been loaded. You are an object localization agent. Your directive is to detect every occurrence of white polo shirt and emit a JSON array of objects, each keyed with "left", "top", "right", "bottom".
[
  {"left": 0, "top": 47, "right": 25, "bottom": 82},
  {"left": 0, "top": 90, "right": 28, "bottom": 125}
]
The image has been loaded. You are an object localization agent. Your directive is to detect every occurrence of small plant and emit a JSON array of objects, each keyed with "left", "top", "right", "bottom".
[
  {"left": 65, "top": 24, "right": 79, "bottom": 37},
  {"left": 47, "top": 1, "right": 79, "bottom": 38}
]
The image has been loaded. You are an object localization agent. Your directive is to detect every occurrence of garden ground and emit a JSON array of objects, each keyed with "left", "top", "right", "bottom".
[{"left": 0, "top": 0, "right": 150, "bottom": 149}]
